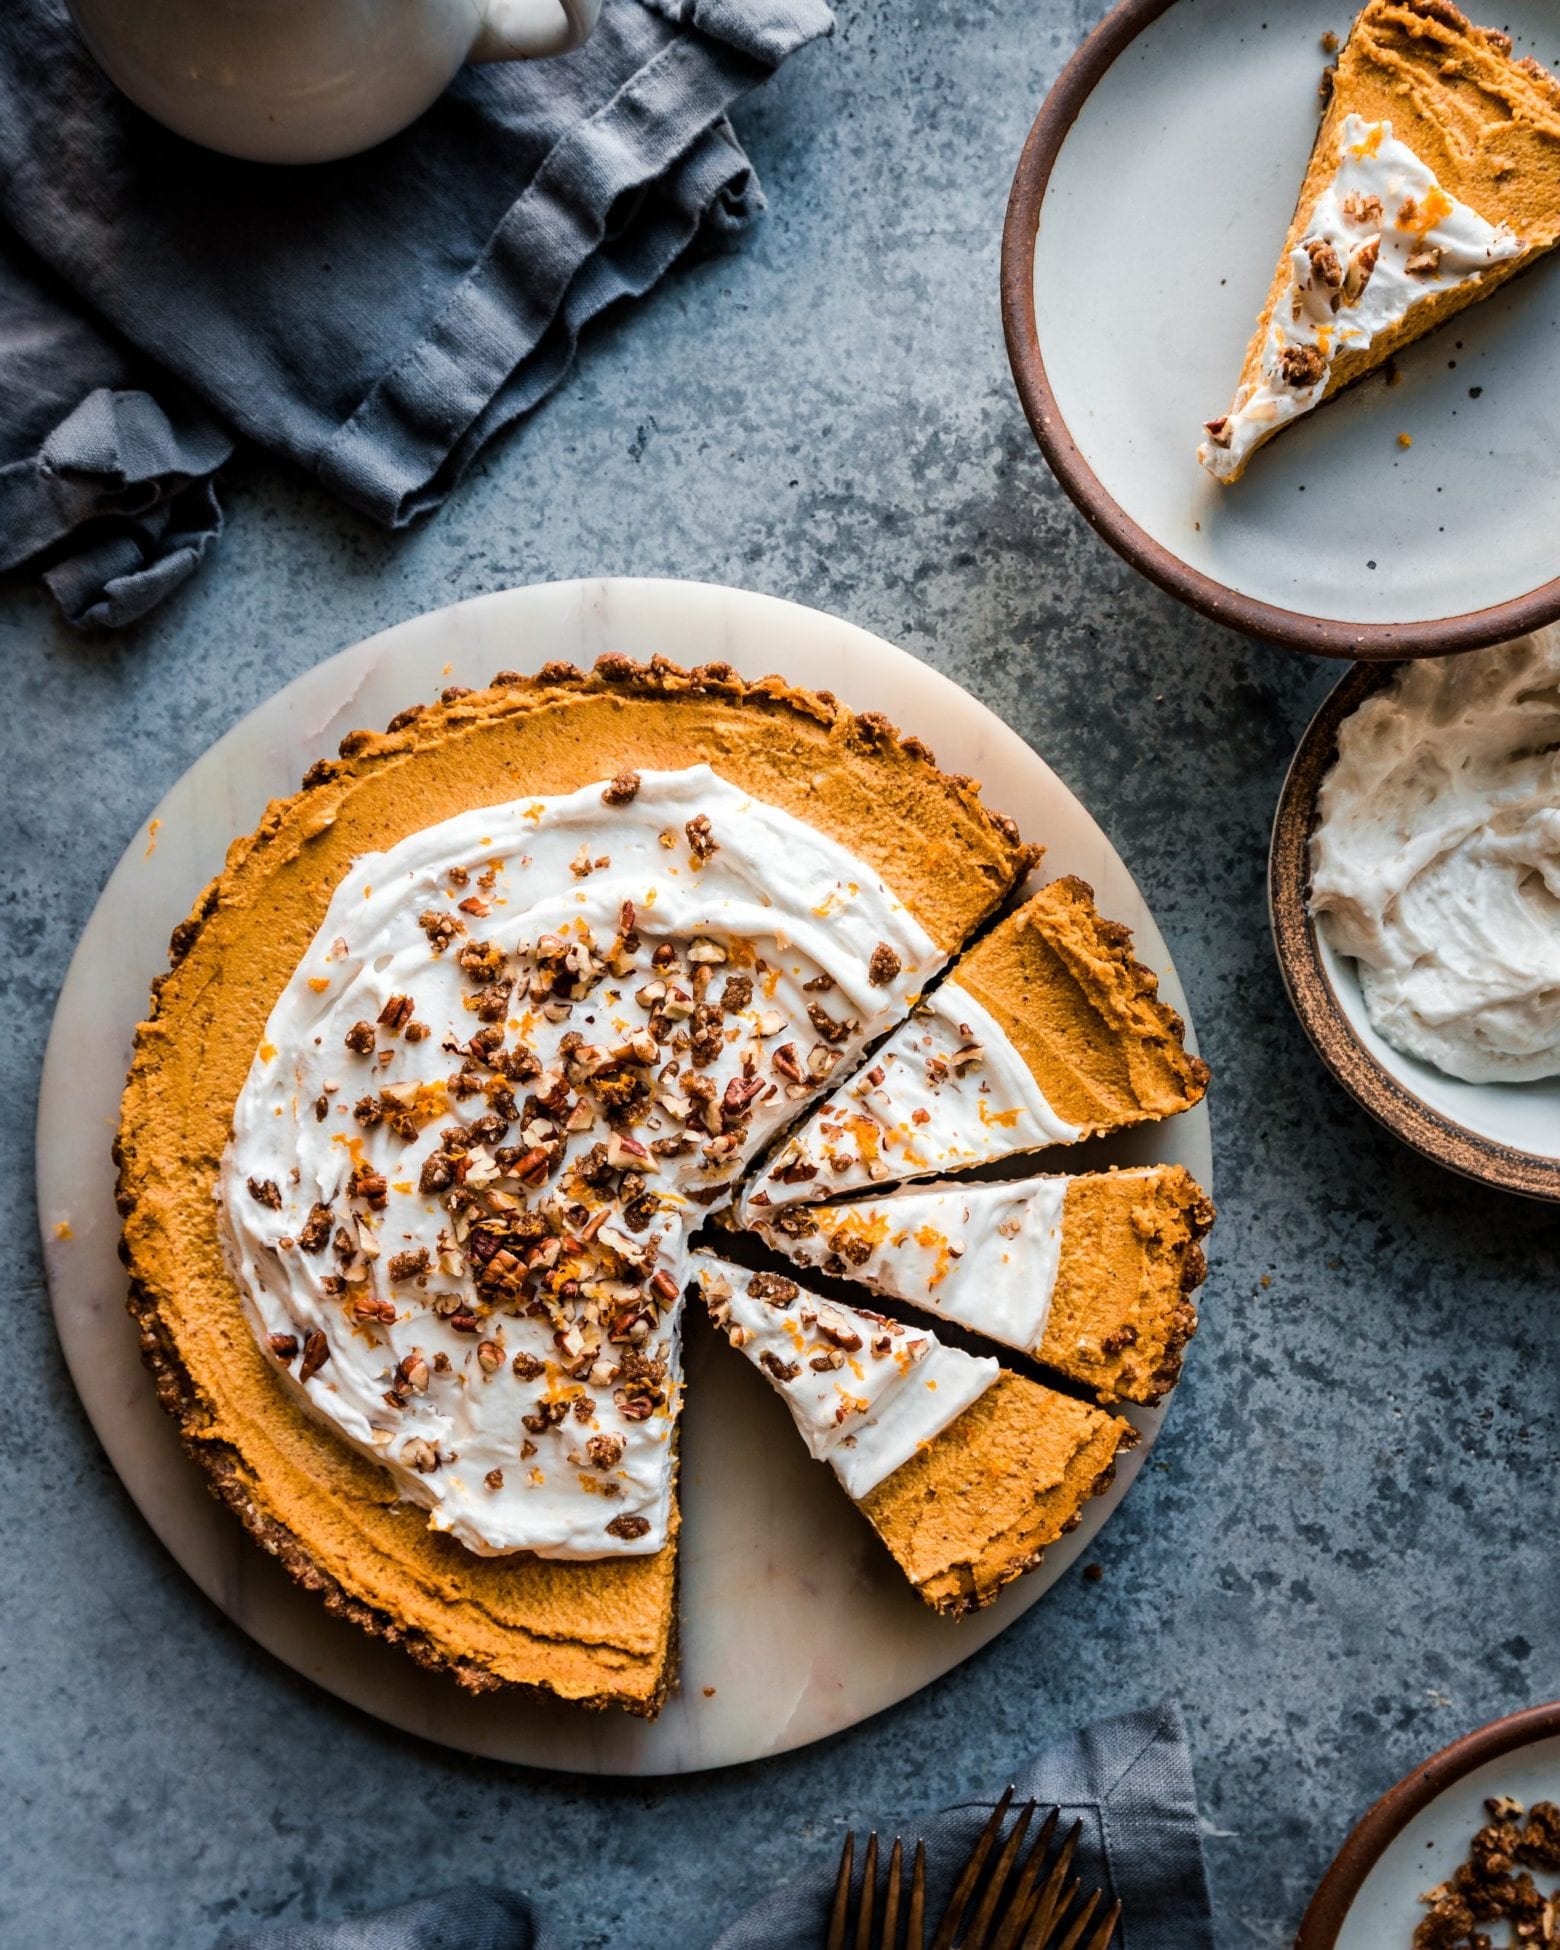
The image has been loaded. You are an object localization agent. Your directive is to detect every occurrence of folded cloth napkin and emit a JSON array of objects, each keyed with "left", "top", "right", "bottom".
[
  {"left": 0, "top": 0, "right": 832, "bottom": 629},
  {"left": 712, "top": 1700, "right": 1215, "bottom": 1950},
  {"left": 226, "top": 1703, "right": 1214, "bottom": 1950}
]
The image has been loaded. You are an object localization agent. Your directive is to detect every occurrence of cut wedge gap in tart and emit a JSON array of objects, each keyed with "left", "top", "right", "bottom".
[
  {"left": 745, "top": 876, "right": 1207, "bottom": 1211},
  {"left": 746, "top": 1163, "right": 1214, "bottom": 1406}
]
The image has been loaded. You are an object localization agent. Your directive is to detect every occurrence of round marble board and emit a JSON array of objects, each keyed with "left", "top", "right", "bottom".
[{"left": 38, "top": 579, "right": 1211, "bottom": 1775}]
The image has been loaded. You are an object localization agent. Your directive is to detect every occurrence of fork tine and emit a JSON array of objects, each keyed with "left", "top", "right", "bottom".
[
  {"left": 1021, "top": 1871, "right": 1081, "bottom": 1950},
  {"left": 1079, "top": 1900, "right": 1120, "bottom": 1950},
  {"left": 880, "top": 1837, "right": 904, "bottom": 1950},
  {"left": 988, "top": 1807, "right": 1061, "bottom": 1950},
  {"left": 930, "top": 1786, "right": 1015, "bottom": 1950},
  {"left": 959, "top": 1799, "right": 1036, "bottom": 1950},
  {"left": 1048, "top": 1888, "right": 1101, "bottom": 1950},
  {"left": 1018, "top": 1822, "right": 1081, "bottom": 1947},
  {"left": 855, "top": 1832, "right": 879, "bottom": 1950},
  {"left": 827, "top": 1833, "right": 855, "bottom": 1950},
  {"left": 906, "top": 1840, "right": 927, "bottom": 1950}
]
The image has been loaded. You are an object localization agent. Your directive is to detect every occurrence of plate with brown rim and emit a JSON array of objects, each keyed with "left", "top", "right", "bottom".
[
  {"left": 1001, "top": 0, "right": 1560, "bottom": 660},
  {"left": 1269, "top": 660, "right": 1560, "bottom": 1201},
  {"left": 1294, "top": 1700, "right": 1560, "bottom": 1948}
]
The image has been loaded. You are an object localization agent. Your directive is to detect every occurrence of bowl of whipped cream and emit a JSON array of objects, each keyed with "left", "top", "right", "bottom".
[{"left": 1271, "top": 628, "right": 1560, "bottom": 1199}]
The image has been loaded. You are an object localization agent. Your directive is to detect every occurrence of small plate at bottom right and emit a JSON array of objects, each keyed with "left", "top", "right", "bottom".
[
  {"left": 1295, "top": 1703, "right": 1560, "bottom": 1948},
  {"left": 1270, "top": 664, "right": 1560, "bottom": 1202}
]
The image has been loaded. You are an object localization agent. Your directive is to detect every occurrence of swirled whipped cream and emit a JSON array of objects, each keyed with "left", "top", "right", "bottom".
[
  {"left": 1310, "top": 631, "right": 1560, "bottom": 1083},
  {"left": 749, "top": 1174, "right": 1068, "bottom": 1359},
  {"left": 694, "top": 1255, "right": 998, "bottom": 1500},
  {"left": 743, "top": 981, "right": 1077, "bottom": 1212},
  {"left": 221, "top": 766, "right": 937, "bottom": 1558},
  {"left": 1200, "top": 114, "right": 1523, "bottom": 480}
]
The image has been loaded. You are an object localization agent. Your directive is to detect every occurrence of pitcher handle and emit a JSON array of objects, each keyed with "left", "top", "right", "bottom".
[{"left": 470, "top": 0, "right": 603, "bottom": 61}]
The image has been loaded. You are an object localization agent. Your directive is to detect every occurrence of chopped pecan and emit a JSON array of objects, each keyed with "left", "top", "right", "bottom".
[
  {"left": 298, "top": 1202, "right": 334, "bottom": 1254},
  {"left": 1278, "top": 342, "right": 1326, "bottom": 389},
  {"left": 868, "top": 943, "right": 902, "bottom": 986},
  {"left": 606, "top": 1513, "right": 652, "bottom": 1540}
]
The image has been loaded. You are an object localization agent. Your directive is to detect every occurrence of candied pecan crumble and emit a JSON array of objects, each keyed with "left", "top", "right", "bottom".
[
  {"left": 248, "top": 1176, "right": 282, "bottom": 1209},
  {"left": 1415, "top": 1798, "right": 1560, "bottom": 1949},
  {"left": 605, "top": 1513, "right": 651, "bottom": 1540},
  {"left": 1279, "top": 343, "right": 1327, "bottom": 389},
  {"left": 602, "top": 771, "right": 641, "bottom": 805},
  {"left": 868, "top": 943, "right": 902, "bottom": 986}
]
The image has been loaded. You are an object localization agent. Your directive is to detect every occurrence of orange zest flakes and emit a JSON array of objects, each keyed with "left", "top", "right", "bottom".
[
  {"left": 143, "top": 818, "right": 162, "bottom": 859},
  {"left": 53, "top": 1221, "right": 73, "bottom": 1241},
  {"left": 258, "top": 1041, "right": 277, "bottom": 1064},
  {"left": 1350, "top": 120, "right": 1387, "bottom": 159},
  {"left": 1397, "top": 432, "right": 1413, "bottom": 448},
  {"left": 307, "top": 976, "right": 331, "bottom": 993},
  {"left": 977, "top": 1100, "right": 1021, "bottom": 1130},
  {"left": 913, "top": 1222, "right": 954, "bottom": 1289},
  {"left": 846, "top": 1114, "right": 881, "bottom": 1164},
  {"left": 1408, "top": 187, "right": 1453, "bottom": 233}
]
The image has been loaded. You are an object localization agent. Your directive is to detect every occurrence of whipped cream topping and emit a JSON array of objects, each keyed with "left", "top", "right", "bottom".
[
  {"left": 1310, "top": 631, "right": 1560, "bottom": 1083},
  {"left": 1200, "top": 115, "right": 1523, "bottom": 480},
  {"left": 694, "top": 1254, "right": 998, "bottom": 1500},
  {"left": 750, "top": 1174, "right": 1069, "bottom": 1359},
  {"left": 221, "top": 766, "right": 938, "bottom": 1558},
  {"left": 744, "top": 980, "right": 1077, "bottom": 1212}
]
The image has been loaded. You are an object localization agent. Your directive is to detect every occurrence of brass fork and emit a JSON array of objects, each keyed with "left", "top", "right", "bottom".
[{"left": 825, "top": 1786, "right": 1121, "bottom": 1950}]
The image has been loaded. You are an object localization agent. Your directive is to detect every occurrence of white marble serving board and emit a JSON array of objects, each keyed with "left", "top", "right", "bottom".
[{"left": 36, "top": 579, "right": 1211, "bottom": 1775}]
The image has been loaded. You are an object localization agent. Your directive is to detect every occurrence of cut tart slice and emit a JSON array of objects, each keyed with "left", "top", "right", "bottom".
[
  {"left": 748, "top": 1164, "right": 1214, "bottom": 1406},
  {"left": 117, "top": 656, "right": 1037, "bottom": 1712},
  {"left": 747, "top": 877, "right": 1207, "bottom": 1210},
  {"left": 1199, "top": 1, "right": 1560, "bottom": 482},
  {"left": 694, "top": 1255, "right": 1136, "bottom": 1616}
]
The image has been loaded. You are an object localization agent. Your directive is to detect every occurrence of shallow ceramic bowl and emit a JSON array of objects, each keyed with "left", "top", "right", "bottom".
[
  {"left": 1002, "top": 0, "right": 1560, "bottom": 658},
  {"left": 1295, "top": 1701, "right": 1560, "bottom": 1947},
  {"left": 1270, "top": 664, "right": 1560, "bottom": 1200}
]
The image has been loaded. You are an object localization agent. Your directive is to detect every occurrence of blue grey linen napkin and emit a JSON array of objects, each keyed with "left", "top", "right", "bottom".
[
  {"left": 227, "top": 1704, "right": 1214, "bottom": 1950},
  {"left": 0, "top": 0, "right": 832, "bottom": 628},
  {"left": 711, "top": 1701, "right": 1215, "bottom": 1950}
]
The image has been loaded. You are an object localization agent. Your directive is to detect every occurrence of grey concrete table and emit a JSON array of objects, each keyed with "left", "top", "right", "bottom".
[{"left": 3, "top": 5, "right": 1555, "bottom": 1945}]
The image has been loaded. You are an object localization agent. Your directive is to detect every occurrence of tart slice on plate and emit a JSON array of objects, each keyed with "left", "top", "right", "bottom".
[
  {"left": 1199, "top": 0, "right": 1560, "bottom": 483},
  {"left": 694, "top": 1255, "right": 1135, "bottom": 1616},
  {"left": 747, "top": 1163, "right": 1214, "bottom": 1406},
  {"left": 746, "top": 877, "right": 1207, "bottom": 1210}
]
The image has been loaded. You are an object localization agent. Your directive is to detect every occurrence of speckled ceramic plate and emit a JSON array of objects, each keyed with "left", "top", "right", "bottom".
[
  {"left": 36, "top": 579, "right": 1212, "bottom": 1775},
  {"left": 1270, "top": 662, "right": 1560, "bottom": 1200},
  {"left": 1001, "top": 0, "right": 1560, "bottom": 658},
  {"left": 1296, "top": 1701, "right": 1560, "bottom": 1948}
]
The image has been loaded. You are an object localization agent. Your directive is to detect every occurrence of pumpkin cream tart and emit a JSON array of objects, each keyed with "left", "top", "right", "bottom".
[
  {"left": 694, "top": 1256, "right": 1135, "bottom": 1616},
  {"left": 747, "top": 1163, "right": 1214, "bottom": 1406},
  {"left": 748, "top": 877, "right": 1207, "bottom": 1210},
  {"left": 1199, "top": 0, "right": 1560, "bottom": 482},
  {"left": 115, "top": 656, "right": 1037, "bottom": 1714}
]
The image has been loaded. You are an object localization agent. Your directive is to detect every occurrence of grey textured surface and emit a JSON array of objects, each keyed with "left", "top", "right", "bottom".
[{"left": 3, "top": 4, "right": 1556, "bottom": 1947}]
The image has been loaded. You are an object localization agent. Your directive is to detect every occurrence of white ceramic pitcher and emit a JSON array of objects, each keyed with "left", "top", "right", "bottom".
[{"left": 66, "top": 0, "right": 605, "bottom": 165}]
